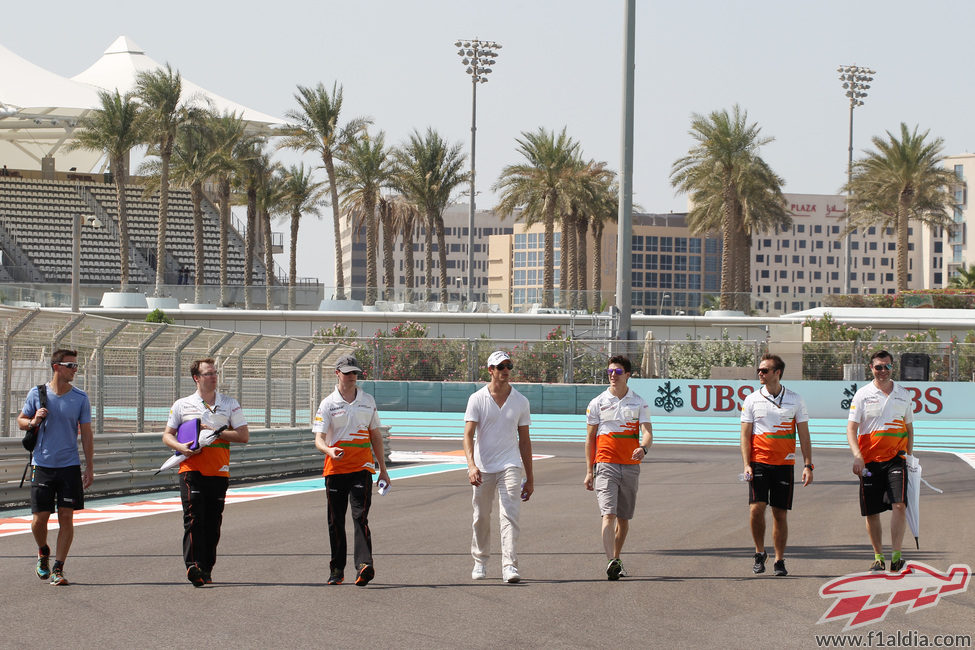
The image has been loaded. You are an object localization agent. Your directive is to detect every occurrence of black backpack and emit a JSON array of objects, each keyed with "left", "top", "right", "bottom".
[{"left": 19, "top": 384, "right": 47, "bottom": 488}]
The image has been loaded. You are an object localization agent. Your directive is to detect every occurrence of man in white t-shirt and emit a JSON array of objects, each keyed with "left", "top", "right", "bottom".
[{"left": 463, "top": 350, "right": 533, "bottom": 583}]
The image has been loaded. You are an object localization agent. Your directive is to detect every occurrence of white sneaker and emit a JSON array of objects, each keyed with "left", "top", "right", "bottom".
[
  {"left": 502, "top": 566, "right": 521, "bottom": 583},
  {"left": 471, "top": 563, "right": 487, "bottom": 580},
  {"left": 618, "top": 561, "right": 629, "bottom": 578}
]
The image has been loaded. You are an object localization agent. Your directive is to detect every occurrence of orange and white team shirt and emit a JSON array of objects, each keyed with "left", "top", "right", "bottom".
[
  {"left": 848, "top": 382, "right": 913, "bottom": 464},
  {"left": 313, "top": 388, "right": 381, "bottom": 476},
  {"left": 166, "top": 391, "right": 247, "bottom": 477},
  {"left": 586, "top": 388, "right": 651, "bottom": 465},
  {"left": 740, "top": 387, "right": 809, "bottom": 466}
]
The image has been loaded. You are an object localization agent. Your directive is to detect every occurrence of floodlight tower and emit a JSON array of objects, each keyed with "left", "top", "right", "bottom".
[
  {"left": 455, "top": 37, "right": 501, "bottom": 304},
  {"left": 838, "top": 64, "right": 875, "bottom": 295}
]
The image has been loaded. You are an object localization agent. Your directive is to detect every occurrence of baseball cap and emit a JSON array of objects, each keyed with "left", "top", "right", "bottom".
[
  {"left": 336, "top": 355, "right": 362, "bottom": 373},
  {"left": 486, "top": 350, "right": 510, "bottom": 368}
]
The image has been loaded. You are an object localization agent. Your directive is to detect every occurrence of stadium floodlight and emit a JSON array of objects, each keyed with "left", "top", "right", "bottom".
[
  {"left": 837, "top": 64, "right": 877, "bottom": 295},
  {"left": 455, "top": 37, "right": 502, "bottom": 305}
]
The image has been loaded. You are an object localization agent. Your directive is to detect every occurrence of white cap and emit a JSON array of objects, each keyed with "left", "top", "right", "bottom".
[{"left": 486, "top": 350, "right": 510, "bottom": 368}]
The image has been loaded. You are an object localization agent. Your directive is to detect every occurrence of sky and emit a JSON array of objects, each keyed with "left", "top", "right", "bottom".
[{"left": 3, "top": 0, "right": 975, "bottom": 285}]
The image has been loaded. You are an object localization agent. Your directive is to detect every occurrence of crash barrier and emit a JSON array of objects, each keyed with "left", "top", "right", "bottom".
[
  {"left": 360, "top": 380, "right": 604, "bottom": 414},
  {"left": 0, "top": 425, "right": 390, "bottom": 508}
]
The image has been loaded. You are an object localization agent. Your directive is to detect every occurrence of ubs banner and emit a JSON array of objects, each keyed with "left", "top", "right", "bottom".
[{"left": 629, "top": 379, "right": 960, "bottom": 420}]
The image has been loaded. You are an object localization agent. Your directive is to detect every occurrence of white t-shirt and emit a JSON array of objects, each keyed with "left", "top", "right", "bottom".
[
  {"left": 464, "top": 385, "right": 531, "bottom": 473},
  {"left": 848, "top": 381, "right": 913, "bottom": 463},
  {"left": 312, "top": 388, "right": 381, "bottom": 446}
]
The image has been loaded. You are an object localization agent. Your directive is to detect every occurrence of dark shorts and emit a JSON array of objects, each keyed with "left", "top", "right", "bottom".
[
  {"left": 859, "top": 455, "right": 907, "bottom": 516},
  {"left": 748, "top": 462, "right": 794, "bottom": 510},
  {"left": 30, "top": 465, "right": 84, "bottom": 513}
]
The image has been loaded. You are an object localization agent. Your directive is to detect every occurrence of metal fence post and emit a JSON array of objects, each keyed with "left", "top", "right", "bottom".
[
  {"left": 265, "top": 338, "right": 290, "bottom": 428},
  {"left": 468, "top": 338, "right": 476, "bottom": 382},
  {"left": 292, "top": 342, "right": 316, "bottom": 427},
  {"left": 52, "top": 314, "right": 85, "bottom": 351},
  {"left": 236, "top": 335, "right": 263, "bottom": 405},
  {"left": 173, "top": 327, "right": 204, "bottom": 406},
  {"left": 2, "top": 309, "right": 40, "bottom": 436},
  {"left": 94, "top": 321, "right": 127, "bottom": 437},
  {"left": 207, "top": 331, "right": 235, "bottom": 358},
  {"left": 137, "top": 324, "right": 168, "bottom": 433}
]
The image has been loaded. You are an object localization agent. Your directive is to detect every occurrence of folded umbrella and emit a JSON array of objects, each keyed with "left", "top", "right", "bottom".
[
  {"left": 155, "top": 421, "right": 228, "bottom": 474},
  {"left": 904, "top": 454, "right": 944, "bottom": 549}
]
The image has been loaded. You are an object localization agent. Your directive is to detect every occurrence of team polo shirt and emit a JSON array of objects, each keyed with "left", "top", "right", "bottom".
[
  {"left": 313, "top": 388, "right": 381, "bottom": 476},
  {"left": 464, "top": 385, "right": 531, "bottom": 473},
  {"left": 167, "top": 391, "right": 247, "bottom": 477},
  {"left": 740, "top": 386, "right": 809, "bottom": 466},
  {"left": 848, "top": 381, "right": 913, "bottom": 464},
  {"left": 22, "top": 384, "right": 92, "bottom": 469},
  {"left": 586, "top": 388, "right": 651, "bottom": 465}
]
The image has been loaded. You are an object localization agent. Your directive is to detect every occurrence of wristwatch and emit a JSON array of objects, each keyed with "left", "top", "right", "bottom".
[
  {"left": 640, "top": 446, "right": 649, "bottom": 455},
  {"left": 804, "top": 463, "right": 814, "bottom": 470}
]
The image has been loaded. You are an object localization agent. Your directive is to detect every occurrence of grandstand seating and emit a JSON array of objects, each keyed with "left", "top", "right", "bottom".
[{"left": 0, "top": 177, "right": 263, "bottom": 286}]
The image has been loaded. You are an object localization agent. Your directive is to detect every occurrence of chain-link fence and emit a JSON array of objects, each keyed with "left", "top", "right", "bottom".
[{"left": 5, "top": 305, "right": 973, "bottom": 437}]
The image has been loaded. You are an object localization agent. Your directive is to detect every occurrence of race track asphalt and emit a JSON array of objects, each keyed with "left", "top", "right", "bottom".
[{"left": 1, "top": 441, "right": 972, "bottom": 649}]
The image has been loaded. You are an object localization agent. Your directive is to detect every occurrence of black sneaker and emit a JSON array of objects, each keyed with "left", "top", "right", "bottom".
[
  {"left": 773, "top": 559, "right": 788, "bottom": 576},
  {"left": 186, "top": 564, "right": 206, "bottom": 587},
  {"left": 355, "top": 563, "right": 375, "bottom": 587},
  {"left": 606, "top": 558, "right": 623, "bottom": 581},
  {"left": 869, "top": 559, "right": 885, "bottom": 572},
  {"left": 327, "top": 568, "right": 344, "bottom": 585},
  {"left": 752, "top": 551, "right": 768, "bottom": 574},
  {"left": 889, "top": 558, "right": 905, "bottom": 572},
  {"left": 35, "top": 553, "right": 51, "bottom": 580},
  {"left": 202, "top": 570, "right": 212, "bottom": 584}
]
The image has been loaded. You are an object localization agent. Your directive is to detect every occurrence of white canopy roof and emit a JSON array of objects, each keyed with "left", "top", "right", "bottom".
[{"left": 0, "top": 36, "right": 283, "bottom": 173}]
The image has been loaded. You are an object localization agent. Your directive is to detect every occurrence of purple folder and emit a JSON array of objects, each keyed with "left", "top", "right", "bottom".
[{"left": 176, "top": 419, "right": 202, "bottom": 450}]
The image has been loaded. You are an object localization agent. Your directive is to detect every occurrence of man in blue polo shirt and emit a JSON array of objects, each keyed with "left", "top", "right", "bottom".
[{"left": 18, "top": 349, "right": 94, "bottom": 586}]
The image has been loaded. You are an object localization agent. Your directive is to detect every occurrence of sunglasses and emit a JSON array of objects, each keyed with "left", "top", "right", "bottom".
[
  {"left": 757, "top": 367, "right": 777, "bottom": 374},
  {"left": 872, "top": 363, "right": 893, "bottom": 371},
  {"left": 55, "top": 362, "right": 79, "bottom": 369},
  {"left": 494, "top": 362, "right": 513, "bottom": 371},
  {"left": 607, "top": 368, "right": 625, "bottom": 376},
  {"left": 341, "top": 370, "right": 359, "bottom": 376}
]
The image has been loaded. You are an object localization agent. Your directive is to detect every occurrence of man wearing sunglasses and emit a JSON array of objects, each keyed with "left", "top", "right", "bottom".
[
  {"left": 163, "top": 358, "right": 249, "bottom": 586},
  {"left": 17, "top": 349, "right": 93, "bottom": 586},
  {"left": 740, "top": 353, "right": 812, "bottom": 577},
  {"left": 846, "top": 350, "right": 914, "bottom": 573},
  {"left": 584, "top": 355, "right": 652, "bottom": 580},
  {"left": 313, "top": 355, "right": 390, "bottom": 586},
  {"left": 464, "top": 350, "right": 533, "bottom": 583}
]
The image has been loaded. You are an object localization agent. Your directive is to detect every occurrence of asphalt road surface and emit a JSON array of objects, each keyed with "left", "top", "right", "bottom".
[{"left": 1, "top": 442, "right": 972, "bottom": 649}]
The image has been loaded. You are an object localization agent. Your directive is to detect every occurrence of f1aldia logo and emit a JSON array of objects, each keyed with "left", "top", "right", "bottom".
[{"left": 818, "top": 562, "right": 971, "bottom": 630}]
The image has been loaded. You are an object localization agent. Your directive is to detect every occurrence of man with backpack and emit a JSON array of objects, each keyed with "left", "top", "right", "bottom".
[{"left": 17, "top": 349, "right": 94, "bottom": 586}]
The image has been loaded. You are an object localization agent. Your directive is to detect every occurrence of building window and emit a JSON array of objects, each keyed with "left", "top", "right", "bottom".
[
  {"left": 633, "top": 235, "right": 643, "bottom": 250},
  {"left": 815, "top": 241, "right": 823, "bottom": 249},
  {"left": 631, "top": 272, "right": 643, "bottom": 288},
  {"left": 632, "top": 254, "right": 644, "bottom": 269},
  {"left": 659, "top": 255, "right": 673, "bottom": 270},
  {"left": 851, "top": 241, "right": 859, "bottom": 250},
  {"left": 675, "top": 237, "right": 688, "bottom": 253},
  {"left": 689, "top": 239, "right": 702, "bottom": 254},
  {"left": 660, "top": 237, "right": 673, "bottom": 252}
]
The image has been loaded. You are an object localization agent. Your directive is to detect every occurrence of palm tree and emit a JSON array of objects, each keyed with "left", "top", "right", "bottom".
[
  {"left": 206, "top": 111, "right": 253, "bottom": 306},
  {"left": 277, "top": 164, "right": 327, "bottom": 309},
  {"left": 335, "top": 130, "right": 394, "bottom": 306},
  {"left": 393, "top": 128, "right": 468, "bottom": 304},
  {"left": 134, "top": 63, "right": 199, "bottom": 294},
  {"left": 948, "top": 263, "right": 975, "bottom": 289},
  {"left": 573, "top": 161, "right": 617, "bottom": 310},
  {"left": 234, "top": 138, "right": 269, "bottom": 308},
  {"left": 390, "top": 195, "right": 422, "bottom": 304},
  {"left": 494, "top": 127, "right": 581, "bottom": 308},
  {"left": 670, "top": 105, "right": 784, "bottom": 311},
  {"left": 70, "top": 90, "right": 141, "bottom": 292},
  {"left": 259, "top": 157, "right": 285, "bottom": 308},
  {"left": 588, "top": 175, "right": 619, "bottom": 312},
  {"left": 279, "top": 82, "right": 371, "bottom": 301},
  {"left": 844, "top": 123, "right": 955, "bottom": 291}
]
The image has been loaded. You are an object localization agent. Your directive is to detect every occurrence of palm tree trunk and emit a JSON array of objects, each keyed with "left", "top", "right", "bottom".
[
  {"left": 435, "top": 213, "right": 448, "bottom": 304},
  {"left": 323, "top": 152, "right": 345, "bottom": 300},
  {"left": 264, "top": 205, "right": 273, "bottom": 309},
  {"left": 365, "top": 199, "right": 378, "bottom": 306},
  {"left": 218, "top": 177, "right": 231, "bottom": 307},
  {"left": 154, "top": 151, "right": 170, "bottom": 295},
  {"left": 380, "top": 203, "right": 395, "bottom": 303},
  {"left": 591, "top": 219, "right": 603, "bottom": 311},
  {"left": 191, "top": 183, "right": 204, "bottom": 304},
  {"left": 560, "top": 211, "right": 574, "bottom": 310},
  {"left": 289, "top": 208, "right": 299, "bottom": 310},
  {"left": 424, "top": 211, "right": 435, "bottom": 302},
  {"left": 113, "top": 157, "right": 131, "bottom": 293},
  {"left": 734, "top": 219, "right": 751, "bottom": 312},
  {"left": 897, "top": 193, "right": 911, "bottom": 290},
  {"left": 543, "top": 195, "right": 555, "bottom": 308},
  {"left": 576, "top": 212, "right": 588, "bottom": 311},
  {"left": 403, "top": 212, "right": 416, "bottom": 305},
  {"left": 244, "top": 185, "right": 256, "bottom": 309},
  {"left": 719, "top": 181, "right": 737, "bottom": 310}
]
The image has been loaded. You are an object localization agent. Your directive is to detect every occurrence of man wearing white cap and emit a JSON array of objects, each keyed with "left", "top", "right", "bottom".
[{"left": 463, "top": 350, "right": 534, "bottom": 583}]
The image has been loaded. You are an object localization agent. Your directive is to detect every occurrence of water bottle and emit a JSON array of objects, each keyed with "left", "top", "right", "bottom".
[
  {"left": 520, "top": 477, "right": 529, "bottom": 501},
  {"left": 377, "top": 479, "right": 390, "bottom": 496},
  {"left": 738, "top": 472, "right": 752, "bottom": 482}
]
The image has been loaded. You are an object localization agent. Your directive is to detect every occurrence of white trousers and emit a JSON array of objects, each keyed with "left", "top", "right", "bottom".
[{"left": 471, "top": 465, "right": 522, "bottom": 569}]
